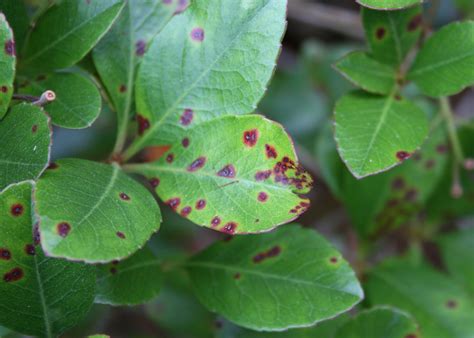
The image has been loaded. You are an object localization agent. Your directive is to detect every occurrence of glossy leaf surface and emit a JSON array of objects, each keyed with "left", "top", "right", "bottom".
[{"left": 358, "top": 0, "right": 422, "bottom": 11}]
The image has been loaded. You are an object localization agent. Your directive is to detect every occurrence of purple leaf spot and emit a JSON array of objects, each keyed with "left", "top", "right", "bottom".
[
  {"left": 119, "top": 192, "right": 130, "bottom": 201},
  {"left": 3, "top": 267, "right": 23, "bottom": 282},
  {"left": 116, "top": 231, "right": 126, "bottom": 239},
  {"left": 166, "top": 153, "right": 174, "bottom": 163},
  {"left": 188, "top": 156, "right": 206, "bottom": 172},
  {"left": 190, "top": 27, "right": 205, "bottom": 42},
  {"left": 25, "top": 244, "right": 35, "bottom": 256},
  {"left": 0, "top": 248, "right": 11, "bottom": 260},
  {"left": 180, "top": 206, "right": 192, "bottom": 217},
  {"left": 137, "top": 114, "right": 150, "bottom": 136},
  {"left": 211, "top": 216, "right": 221, "bottom": 227},
  {"left": 11, "top": 204, "right": 23, "bottom": 217},
  {"left": 243, "top": 129, "right": 258, "bottom": 147},
  {"left": 149, "top": 178, "right": 160, "bottom": 188},
  {"left": 57, "top": 222, "right": 71, "bottom": 238},
  {"left": 4, "top": 40, "right": 15, "bottom": 56},
  {"left": 407, "top": 14, "right": 422, "bottom": 31},
  {"left": 396, "top": 151, "right": 411, "bottom": 161},
  {"left": 217, "top": 164, "right": 236, "bottom": 178},
  {"left": 265, "top": 144, "right": 277, "bottom": 159},
  {"left": 166, "top": 198, "right": 181, "bottom": 211},
  {"left": 222, "top": 222, "right": 237, "bottom": 234},
  {"left": 180, "top": 109, "right": 194, "bottom": 126},
  {"left": 255, "top": 170, "right": 272, "bottom": 181},
  {"left": 182, "top": 137, "right": 190, "bottom": 148},
  {"left": 136, "top": 40, "right": 146, "bottom": 56},
  {"left": 196, "top": 199, "right": 206, "bottom": 210},
  {"left": 257, "top": 192, "right": 268, "bottom": 202}
]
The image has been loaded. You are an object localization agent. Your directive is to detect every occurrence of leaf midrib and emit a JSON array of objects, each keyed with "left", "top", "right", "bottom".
[
  {"left": 409, "top": 50, "right": 474, "bottom": 77},
  {"left": 33, "top": 255, "right": 53, "bottom": 338}
]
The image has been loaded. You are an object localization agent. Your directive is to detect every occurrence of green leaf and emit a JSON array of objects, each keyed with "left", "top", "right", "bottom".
[
  {"left": 124, "top": 0, "right": 287, "bottom": 159},
  {"left": 125, "top": 115, "right": 313, "bottom": 234},
  {"left": 0, "top": 13, "right": 15, "bottom": 118},
  {"left": 334, "top": 51, "right": 396, "bottom": 95},
  {"left": 0, "top": 103, "right": 51, "bottom": 190},
  {"left": 0, "top": 1, "right": 29, "bottom": 54},
  {"left": 19, "top": 72, "right": 102, "bottom": 129},
  {"left": 186, "top": 225, "right": 363, "bottom": 331},
  {"left": 95, "top": 247, "right": 162, "bottom": 306},
  {"left": 357, "top": 0, "right": 422, "bottom": 11},
  {"left": 437, "top": 228, "right": 474, "bottom": 296},
  {"left": 93, "top": 0, "right": 177, "bottom": 151},
  {"left": 0, "top": 181, "right": 95, "bottom": 337},
  {"left": 35, "top": 158, "right": 162, "bottom": 263},
  {"left": 362, "top": 6, "right": 422, "bottom": 66},
  {"left": 408, "top": 21, "right": 474, "bottom": 97},
  {"left": 367, "top": 259, "right": 474, "bottom": 338},
  {"left": 334, "top": 91, "right": 429, "bottom": 178},
  {"left": 21, "top": 0, "right": 125, "bottom": 73}
]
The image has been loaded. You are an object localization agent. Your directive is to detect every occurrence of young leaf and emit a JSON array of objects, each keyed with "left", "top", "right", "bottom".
[
  {"left": 0, "top": 13, "right": 15, "bottom": 118},
  {"left": 334, "top": 91, "right": 428, "bottom": 178},
  {"left": 93, "top": 0, "right": 178, "bottom": 151},
  {"left": 125, "top": 0, "right": 287, "bottom": 159},
  {"left": 362, "top": 6, "right": 422, "bottom": 66},
  {"left": 124, "top": 115, "right": 313, "bottom": 234},
  {"left": 367, "top": 259, "right": 474, "bottom": 338},
  {"left": 357, "top": 0, "right": 422, "bottom": 11},
  {"left": 408, "top": 21, "right": 474, "bottom": 97},
  {"left": 186, "top": 225, "right": 363, "bottom": 331},
  {"left": 95, "top": 247, "right": 162, "bottom": 306},
  {"left": 0, "top": 103, "right": 51, "bottom": 190},
  {"left": 21, "top": 0, "right": 125, "bottom": 73},
  {"left": 19, "top": 72, "right": 102, "bottom": 129},
  {"left": 35, "top": 158, "right": 162, "bottom": 263},
  {"left": 334, "top": 51, "right": 396, "bottom": 95},
  {"left": 334, "top": 307, "right": 419, "bottom": 338},
  {"left": 0, "top": 181, "right": 96, "bottom": 337}
]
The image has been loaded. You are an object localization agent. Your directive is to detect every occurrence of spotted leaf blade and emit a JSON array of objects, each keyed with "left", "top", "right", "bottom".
[
  {"left": 21, "top": 0, "right": 125, "bottom": 73},
  {"left": 125, "top": 0, "right": 287, "bottom": 159},
  {"left": 408, "top": 21, "right": 474, "bottom": 97},
  {"left": 35, "top": 158, "right": 162, "bottom": 263},
  {"left": 334, "top": 91, "right": 429, "bottom": 179},
  {"left": 125, "top": 115, "right": 313, "bottom": 234},
  {"left": 334, "top": 307, "right": 419, "bottom": 338},
  {"left": 19, "top": 72, "right": 102, "bottom": 129},
  {"left": 93, "top": 0, "right": 178, "bottom": 147},
  {"left": 334, "top": 51, "right": 396, "bottom": 95},
  {"left": 357, "top": 0, "right": 422, "bottom": 10},
  {"left": 186, "top": 225, "right": 363, "bottom": 331},
  {"left": 0, "top": 103, "right": 51, "bottom": 190},
  {"left": 95, "top": 247, "right": 163, "bottom": 306},
  {"left": 0, "top": 13, "right": 15, "bottom": 118},
  {"left": 0, "top": 181, "right": 96, "bottom": 337},
  {"left": 362, "top": 6, "right": 422, "bottom": 67},
  {"left": 367, "top": 259, "right": 474, "bottom": 338}
]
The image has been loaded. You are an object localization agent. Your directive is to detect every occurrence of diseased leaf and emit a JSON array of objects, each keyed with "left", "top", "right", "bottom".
[
  {"left": 362, "top": 6, "right": 423, "bottom": 66},
  {"left": 35, "top": 158, "right": 162, "bottom": 263},
  {"left": 335, "top": 307, "right": 419, "bottom": 338},
  {"left": 21, "top": 0, "right": 125, "bottom": 73},
  {"left": 334, "top": 91, "right": 429, "bottom": 178},
  {"left": 408, "top": 21, "right": 474, "bottom": 97},
  {"left": 93, "top": 0, "right": 178, "bottom": 150},
  {"left": 0, "top": 13, "right": 15, "bottom": 118},
  {"left": 95, "top": 247, "right": 162, "bottom": 306},
  {"left": 367, "top": 259, "right": 474, "bottom": 338},
  {"left": 186, "top": 225, "right": 363, "bottom": 331},
  {"left": 0, "top": 103, "right": 51, "bottom": 190},
  {"left": 358, "top": 0, "right": 422, "bottom": 11},
  {"left": 124, "top": 0, "right": 287, "bottom": 159},
  {"left": 19, "top": 72, "right": 102, "bottom": 129},
  {"left": 334, "top": 51, "right": 396, "bottom": 95},
  {"left": 0, "top": 181, "right": 95, "bottom": 337},
  {"left": 125, "top": 115, "right": 313, "bottom": 234}
]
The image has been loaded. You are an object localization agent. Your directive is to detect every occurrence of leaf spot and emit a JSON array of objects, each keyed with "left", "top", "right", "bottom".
[
  {"left": 255, "top": 170, "right": 272, "bottom": 181},
  {"left": 211, "top": 216, "right": 221, "bottom": 227},
  {"left": 436, "top": 144, "right": 448, "bottom": 154},
  {"left": 391, "top": 177, "right": 405, "bottom": 190},
  {"left": 116, "top": 231, "right": 126, "bottom": 239},
  {"left": 1, "top": 86, "right": 7, "bottom": 93},
  {"left": 4, "top": 40, "right": 15, "bottom": 56},
  {"left": 180, "top": 206, "right": 192, "bottom": 217},
  {"left": 376, "top": 27, "right": 386, "bottom": 40},
  {"left": 3, "top": 267, "right": 23, "bottom": 282},
  {"left": 196, "top": 199, "right": 206, "bottom": 210},
  {"left": 190, "top": 27, "right": 205, "bottom": 42},
  {"left": 404, "top": 188, "right": 418, "bottom": 201},
  {"left": 47, "top": 162, "right": 59, "bottom": 170},
  {"left": 265, "top": 144, "right": 277, "bottom": 159},
  {"left": 57, "top": 222, "right": 71, "bottom": 237},
  {"left": 32, "top": 124, "right": 38, "bottom": 133},
  {"left": 233, "top": 273, "right": 241, "bottom": 280},
  {"left": 119, "top": 192, "right": 130, "bottom": 201},
  {"left": 407, "top": 14, "right": 422, "bottom": 31},
  {"left": 243, "top": 129, "right": 259, "bottom": 147},
  {"left": 182, "top": 137, "right": 190, "bottom": 148},
  {"left": 253, "top": 245, "right": 281, "bottom": 263},
  {"left": 135, "top": 40, "right": 146, "bottom": 56},
  {"left": 0, "top": 248, "right": 11, "bottom": 260},
  {"left": 396, "top": 151, "right": 411, "bottom": 161},
  {"left": 119, "top": 84, "right": 127, "bottom": 93},
  {"left": 180, "top": 109, "right": 194, "bottom": 126},
  {"left": 10, "top": 204, "right": 24, "bottom": 217},
  {"left": 257, "top": 192, "right": 268, "bottom": 202},
  {"left": 25, "top": 244, "right": 35, "bottom": 256},
  {"left": 137, "top": 114, "right": 150, "bottom": 136},
  {"left": 166, "top": 198, "right": 181, "bottom": 211},
  {"left": 217, "top": 164, "right": 236, "bottom": 178},
  {"left": 222, "top": 222, "right": 237, "bottom": 234},
  {"left": 446, "top": 299, "right": 457, "bottom": 309},
  {"left": 425, "top": 159, "right": 436, "bottom": 169},
  {"left": 188, "top": 156, "right": 206, "bottom": 172},
  {"left": 149, "top": 178, "right": 160, "bottom": 188},
  {"left": 166, "top": 153, "right": 174, "bottom": 163}
]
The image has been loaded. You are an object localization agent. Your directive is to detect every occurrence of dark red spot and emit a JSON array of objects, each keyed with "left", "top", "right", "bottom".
[
  {"left": 405, "top": 334, "right": 418, "bottom": 338},
  {"left": 392, "top": 177, "right": 405, "bottom": 190},
  {"left": 166, "top": 198, "right": 181, "bottom": 211},
  {"left": 47, "top": 162, "right": 58, "bottom": 170},
  {"left": 1, "top": 86, "right": 7, "bottom": 93},
  {"left": 396, "top": 151, "right": 411, "bottom": 161},
  {"left": 110, "top": 267, "right": 117, "bottom": 274},
  {"left": 222, "top": 222, "right": 237, "bottom": 234},
  {"left": 182, "top": 137, "right": 190, "bottom": 148},
  {"left": 257, "top": 192, "right": 268, "bottom": 202},
  {"left": 25, "top": 244, "right": 35, "bottom": 256},
  {"left": 36, "top": 74, "right": 47, "bottom": 81},
  {"left": 405, "top": 188, "right": 418, "bottom": 201},
  {"left": 0, "top": 248, "right": 11, "bottom": 260},
  {"left": 191, "top": 27, "right": 205, "bottom": 41},
  {"left": 149, "top": 178, "right": 160, "bottom": 188},
  {"left": 330, "top": 257, "right": 338, "bottom": 264},
  {"left": 376, "top": 27, "right": 386, "bottom": 40},
  {"left": 255, "top": 170, "right": 272, "bottom": 181},
  {"left": 395, "top": 95, "right": 402, "bottom": 101},
  {"left": 436, "top": 144, "right": 448, "bottom": 154},
  {"left": 253, "top": 253, "right": 265, "bottom": 263},
  {"left": 243, "top": 129, "right": 258, "bottom": 147},
  {"left": 11, "top": 204, "right": 23, "bottom": 216},
  {"left": 217, "top": 164, "right": 236, "bottom": 178},
  {"left": 196, "top": 199, "right": 206, "bottom": 210},
  {"left": 3, "top": 268, "right": 23, "bottom": 282},
  {"left": 289, "top": 209, "right": 297, "bottom": 214},
  {"left": 137, "top": 114, "right": 150, "bottom": 136},
  {"left": 119, "top": 192, "right": 130, "bottom": 201},
  {"left": 116, "top": 231, "right": 126, "bottom": 239},
  {"left": 180, "top": 206, "right": 192, "bottom": 217},
  {"left": 253, "top": 246, "right": 281, "bottom": 263},
  {"left": 57, "top": 222, "right": 71, "bottom": 237},
  {"left": 32, "top": 124, "right": 38, "bottom": 133},
  {"left": 33, "top": 223, "right": 41, "bottom": 245},
  {"left": 135, "top": 40, "right": 146, "bottom": 56},
  {"left": 211, "top": 216, "right": 221, "bottom": 227},
  {"left": 266, "top": 246, "right": 281, "bottom": 258},
  {"left": 180, "top": 109, "right": 193, "bottom": 126},
  {"left": 265, "top": 144, "right": 277, "bottom": 159},
  {"left": 4, "top": 40, "right": 15, "bottom": 56},
  {"left": 407, "top": 14, "right": 422, "bottom": 31},
  {"left": 425, "top": 159, "right": 436, "bottom": 169},
  {"left": 188, "top": 156, "right": 206, "bottom": 172},
  {"left": 166, "top": 153, "right": 174, "bottom": 163},
  {"left": 233, "top": 273, "right": 241, "bottom": 279},
  {"left": 119, "top": 84, "right": 127, "bottom": 93},
  {"left": 446, "top": 299, "right": 457, "bottom": 308}
]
